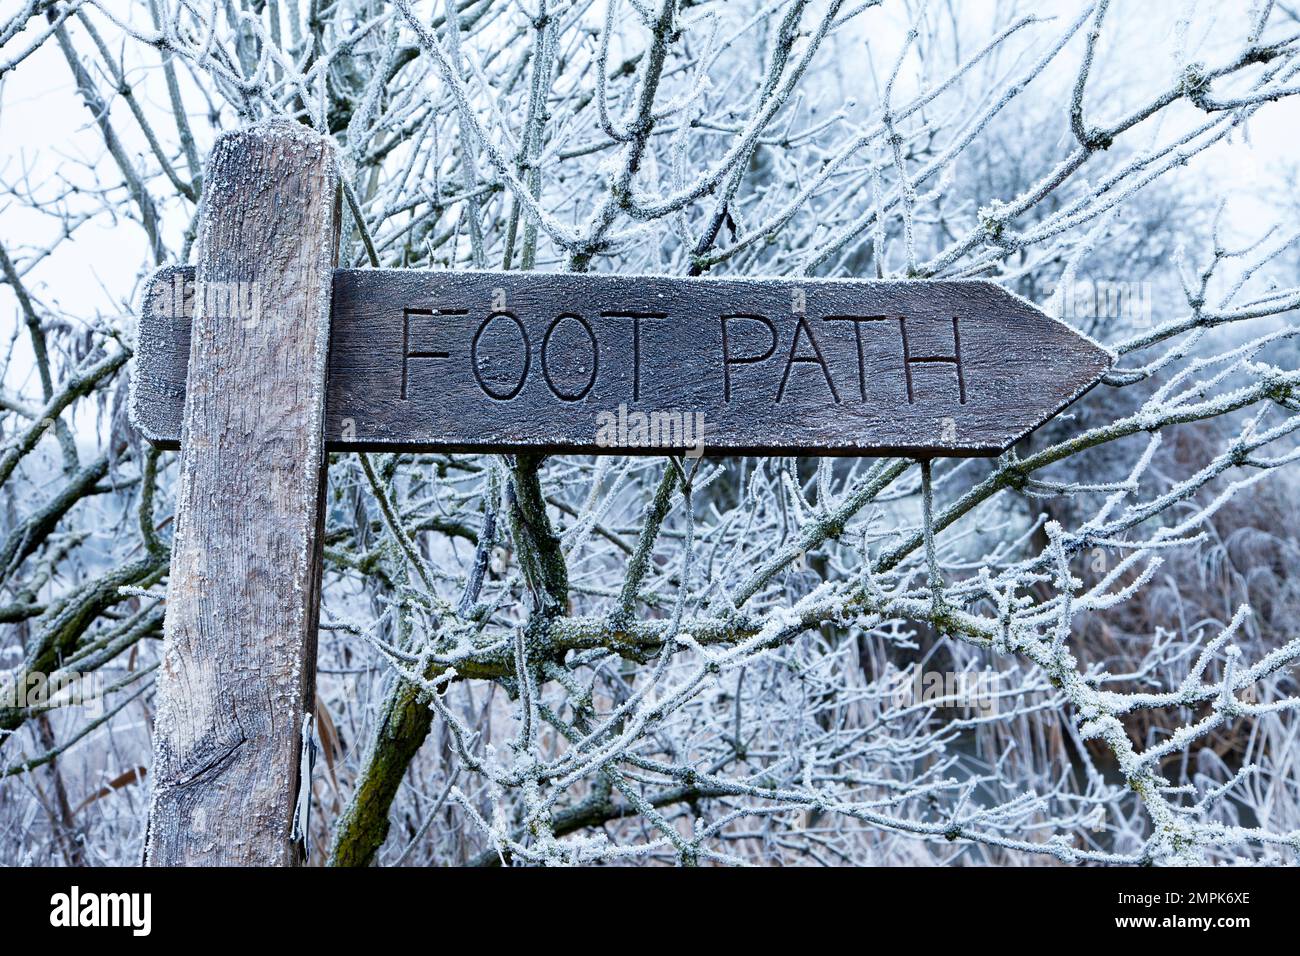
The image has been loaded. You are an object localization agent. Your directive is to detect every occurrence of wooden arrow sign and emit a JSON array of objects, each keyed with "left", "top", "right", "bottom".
[
  {"left": 132, "top": 124, "right": 1114, "bottom": 868},
  {"left": 132, "top": 266, "right": 1111, "bottom": 458}
]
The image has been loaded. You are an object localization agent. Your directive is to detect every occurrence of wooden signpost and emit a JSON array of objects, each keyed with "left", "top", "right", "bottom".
[
  {"left": 136, "top": 268, "right": 1111, "bottom": 457},
  {"left": 131, "top": 124, "right": 1112, "bottom": 866}
]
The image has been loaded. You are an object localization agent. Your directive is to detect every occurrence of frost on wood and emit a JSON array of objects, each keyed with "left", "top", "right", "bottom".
[
  {"left": 142, "top": 123, "right": 338, "bottom": 866},
  {"left": 2, "top": 0, "right": 1300, "bottom": 867}
]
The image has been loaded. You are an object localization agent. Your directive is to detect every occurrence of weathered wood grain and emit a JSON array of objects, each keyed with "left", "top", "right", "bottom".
[
  {"left": 142, "top": 123, "right": 339, "bottom": 866},
  {"left": 134, "top": 270, "right": 1112, "bottom": 457}
]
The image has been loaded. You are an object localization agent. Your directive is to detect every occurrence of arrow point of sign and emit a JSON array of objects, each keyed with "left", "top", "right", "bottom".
[{"left": 964, "top": 281, "right": 1114, "bottom": 452}]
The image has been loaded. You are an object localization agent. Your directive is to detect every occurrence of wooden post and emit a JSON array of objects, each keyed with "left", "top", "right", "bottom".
[{"left": 143, "top": 123, "right": 339, "bottom": 866}]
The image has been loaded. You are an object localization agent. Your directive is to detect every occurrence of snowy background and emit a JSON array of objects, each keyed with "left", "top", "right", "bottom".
[{"left": 2, "top": 0, "right": 1300, "bottom": 865}]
